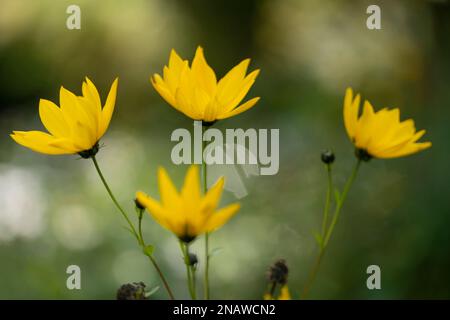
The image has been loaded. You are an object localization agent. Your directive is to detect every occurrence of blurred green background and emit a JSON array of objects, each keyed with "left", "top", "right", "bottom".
[{"left": 0, "top": 0, "right": 449, "bottom": 299}]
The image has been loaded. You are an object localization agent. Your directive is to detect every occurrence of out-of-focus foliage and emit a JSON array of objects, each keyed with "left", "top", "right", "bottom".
[{"left": 0, "top": 0, "right": 449, "bottom": 299}]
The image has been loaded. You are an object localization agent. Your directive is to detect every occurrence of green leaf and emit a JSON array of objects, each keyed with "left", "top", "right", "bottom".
[
  {"left": 143, "top": 245, "right": 154, "bottom": 256},
  {"left": 145, "top": 286, "right": 160, "bottom": 298}
]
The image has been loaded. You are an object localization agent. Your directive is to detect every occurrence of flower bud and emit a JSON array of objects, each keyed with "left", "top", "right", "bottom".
[
  {"left": 267, "top": 259, "right": 288, "bottom": 285},
  {"left": 134, "top": 198, "right": 145, "bottom": 210},
  {"left": 116, "top": 282, "right": 147, "bottom": 300},
  {"left": 321, "top": 149, "right": 335, "bottom": 164},
  {"left": 188, "top": 253, "right": 198, "bottom": 267}
]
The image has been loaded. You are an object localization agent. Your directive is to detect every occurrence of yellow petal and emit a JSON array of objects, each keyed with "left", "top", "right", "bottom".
[
  {"left": 376, "top": 141, "right": 432, "bottom": 158},
  {"left": 39, "top": 99, "right": 70, "bottom": 138},
  {"left": 204, "top": 202, "right": 240, "bottom": 233},
  {"left": 60, "top": 86, "right": 84, "bottom": 128},
  {"left": 221, "top": 69, "right": 260, "bottom": 112},
  {"left": 99, "top": 78, "right": 118, "bottom": 138},
  {"left": 78, "top": 96, "right": 100, "bottom": 139},
  {"left": 191, "top": 46, "right": 217, "bottom": 96},
  {"left": 83, "top": 77, "right": 102, "bottom": 111},
  {"left": 165, "top": 49, "right": 188, "bottom": 94},
  {"left": 181, "top": 165, "right": 201, "bottom": 203},
  {"left": 175, "top": 73, "right": 203, "bottom": 120},
  {"left": 157, "top": 167, "right": 181, "bottom": 211},
  {"left": 354, "top": 100, "right": 375, "bottom": 149},
  {"left": 10, "top": 131, "right": 74, "bottom": 155},
  {"left": 278, "top": 285, "right": 291, "bottom": 300},
  {"left": 82, "top": 77, "right": 102, "bottom": 130},
  {"left": 343, "top": 87, "right": 360, "bottom": 140},
  {"left": 263, "top": 293, "right": 273, "bottom": 300},
  {"left": 201, "top": 176, "right": 225, "bottom": 213},
  {"left": 136, "top": 191, "right": 177, "bottom": 234},
  {"left": 216, "top": 58, "right": 250, "bottom": 105},
  {"left": 151, "top": 74, "right": 177, "bottom": 107},
  {"left": 217, "top": 97, "right": 260, "bottom": 120}
]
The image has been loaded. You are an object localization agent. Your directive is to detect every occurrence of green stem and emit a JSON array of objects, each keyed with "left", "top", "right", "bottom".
[
  {"left": 138, "top": 209, "right": 175, "bottom": 300},
  {"left": 323, "top": 159, "right": 361, "bottom": 247},
  {"left": 320, "top": 164, "right": 333, "bottom": 244},
  {"left": 301, "top": 246, "right": 325, "bottom": 299},
  {"left": 91, "top": 156, "right": 139, "bottom": 241},
  {"left": 302, "top": 159, "right": 361, "bottom": 298},
  {"left": 180, "top": 241, "right": 196, "bottom": 299},
  {"left": 202, "top": 133, "right": 210, "bottom": 300},
  {"left": 91, "top": 155, "right": 175, "bottom": 300}
]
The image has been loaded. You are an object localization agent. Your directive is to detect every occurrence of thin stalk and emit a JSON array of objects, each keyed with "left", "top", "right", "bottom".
[
  {"left": 202, "top": 132, "right": 210, "bottom": 300},
  {"left": 91, "top": 156, "right": 138, "bottom": 241},
  {"left": 91, "top": 155, "right": 174, "bottom": 300},
  {"left": 138, "top": 209, "right": 175, "bottom": 300},
  {"left": 180, "top": 241, "right": 196, "bottom": 299},
  {"left": 320, "top": 164, "right": 333, "bottom": 243},
  {"left": 302, "top": 159, "right": 361, "bottom": 298},
  {"left": 323, "top": 159, "right": 361, "bottom": 246}
]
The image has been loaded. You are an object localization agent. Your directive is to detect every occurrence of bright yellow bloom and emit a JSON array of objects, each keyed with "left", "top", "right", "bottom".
[
  {"left": 151, "top": 46, "right": 260, "bottom": 122},
  {"left": 343, "top": 87, "right": 431, "bottom": 159},
  {"left": 11, "top": 78, "right": 118, "bottom": 156},
  {"left": 263, "top": 285, "right": 291, "bottom": 300},
  {"left": 136, "top": 165, "right": 240, "bottom": 242}
]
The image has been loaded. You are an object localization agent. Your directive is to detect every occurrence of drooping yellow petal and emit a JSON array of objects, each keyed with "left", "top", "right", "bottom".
[
  {"left": 135, "top": 191, "right": 178, "bottom": 234},
  {"left": 217, "top": 97, "right": 260, "bottom": 120},
  {"left": 376, "top": 141, "right": 432, "bottom": 158},
  {"left": 10, "top": 131, "right": 74, "bottom": 155}
]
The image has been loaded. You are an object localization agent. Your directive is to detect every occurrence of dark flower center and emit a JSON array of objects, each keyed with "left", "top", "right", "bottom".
[
  {"left": 355, "top": 148, "right": 372, "bottom": 162},
  {"left": 78, "top": 142, "right": 99, "bottom": 159}
]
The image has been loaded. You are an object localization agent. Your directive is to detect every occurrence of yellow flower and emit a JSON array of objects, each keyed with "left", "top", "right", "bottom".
[
  {"left": 343, "top": 87, "right": 431, "bottom": 159},
  {"left": 136, "top": 165, "right": 240, "bottom": 242},
  {"left": 263, "top": 285, "right": 291, "bottom": 300},
  {"left": 10, "top": 78, "right": 118, "bottom": 157},
  {"left": 151, "top": 46, "right": 260, "bottom": 122},
  {"left": 278, "top": 285, "right": 291, "bottom": 300}
]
